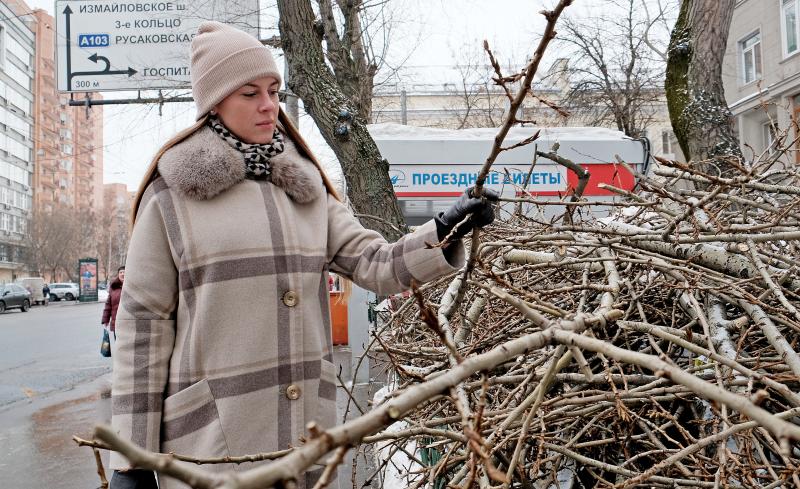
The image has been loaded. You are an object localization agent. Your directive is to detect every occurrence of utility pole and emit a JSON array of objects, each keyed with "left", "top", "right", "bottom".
[{"left": 400, "top": 89, "right": 407, "bottom": 125}]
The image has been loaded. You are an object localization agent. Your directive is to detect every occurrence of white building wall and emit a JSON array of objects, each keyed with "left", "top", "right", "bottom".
[{"left": 0, "top": 2, "right": 35, "bottom": 282}]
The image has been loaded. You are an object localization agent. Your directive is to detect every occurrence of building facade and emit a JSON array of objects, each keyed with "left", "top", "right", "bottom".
[
  {"left": 32, "top": 9, "right": 103, "bottom": 216},
  {"left": 723, "top": 0, "right": 800, "bottom": 163},
  {"left": 0, "top": 0, "right": 35, "bottom": 283},
  {"left": 371, "top": 62, "right": 682, "bottom": 162}
]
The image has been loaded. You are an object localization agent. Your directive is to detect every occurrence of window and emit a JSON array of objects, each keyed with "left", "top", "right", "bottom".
[
  {"left": 0, "top": 26, "right": 5, "bottom": 67},
  {"left": 741, "top": 31, "right": 762, "bottom": 84},
  {"left": 784, "top": 0, "right": 800, "bottom": 55},
  {"left": 62, "top": 144, "right": 72, "bottom": 155},
  {"left": 763, "top": 121, "right": 779, "bottom": 153},
  {"left": 5, "top": 109, "right": 29, "bottom": 137},
  {"left": 6, "top": 88, "right": 30, "bottom": 115},
  {"left": 7, "top": 138, "right": 30, "bottom": 162},
  {"left": 5, "top": 163, "right": 28, "bottom": 185},
  {"left": 5, "top": 62, "right": 30, "bottom": 90},
  {"left": 6, "top": 35, "right": 30, "bottom": 67},
  {"left": 661, "top": 130, "right": 673, "bottom": 155}
]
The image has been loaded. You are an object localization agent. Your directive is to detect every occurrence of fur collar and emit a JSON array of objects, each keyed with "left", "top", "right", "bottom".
[{"left": 158, "top": 125, "right": 325, "bottom": 203}]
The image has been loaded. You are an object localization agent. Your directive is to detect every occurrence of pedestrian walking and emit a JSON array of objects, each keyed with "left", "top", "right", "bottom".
[
  {"left": 42, "top": 283, "right": 49, "bottom": 306},
  {"left": 101, "top": 266, "right": 125, "bottom": 340},
  {"left": 109, "top": 21, "right": 497, "bottom": 489}
]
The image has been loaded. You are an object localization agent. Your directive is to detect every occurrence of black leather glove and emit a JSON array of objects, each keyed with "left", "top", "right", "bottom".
[
  {"left": 110, "top": 470, "right": 158, "bottom": 489},
  {"left": 435, "top": 187, "right": 500, "bottom": 242}
]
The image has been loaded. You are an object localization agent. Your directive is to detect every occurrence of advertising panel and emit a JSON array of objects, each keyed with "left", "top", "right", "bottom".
[{"left": 78, "top": 258, "right": 98, "bottom": 302}]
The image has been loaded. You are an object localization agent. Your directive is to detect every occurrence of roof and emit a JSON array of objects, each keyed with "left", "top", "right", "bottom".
[{"left": 367, "top": 123, "right": 634, "bottom": 142}]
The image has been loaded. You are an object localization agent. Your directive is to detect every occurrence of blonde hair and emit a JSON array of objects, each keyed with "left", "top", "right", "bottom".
[{"left": 130, "top": 109, "right": 341, "bottom": 226}]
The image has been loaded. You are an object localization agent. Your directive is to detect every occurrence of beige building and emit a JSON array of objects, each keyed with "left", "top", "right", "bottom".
[
  {"left": 723, "top": 0, "right": 800, "bottom": 163},
  {"left": 372, "top": 62, "right": 683, "bottom": 162},
  {"left": 32, "top": 9, "right": 103, "bottom": 216}
]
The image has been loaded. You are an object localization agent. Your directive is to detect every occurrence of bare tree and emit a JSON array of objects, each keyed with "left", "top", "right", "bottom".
[
  {"left": 95, "top": 209, "right": 129, "bottom": 284},
  {"left": 666, "top": 0, "right": 743, "bottom": 170},
  {"left": 555, "top": 0, "right": 676, "bottom": 137},
  {"left": 25, "top": 208, "right": 80, "bottom": 281},
  {"left": 444, "top": 43, "right": 507, "bottom": 129},
  {"left": 276, "top": 0, "right": 407, "bottom": 240}
]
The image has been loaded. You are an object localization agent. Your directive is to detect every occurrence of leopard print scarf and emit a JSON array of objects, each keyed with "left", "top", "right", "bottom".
[{"left": 208, "top": 114, "right": 284, "bottom": 180}]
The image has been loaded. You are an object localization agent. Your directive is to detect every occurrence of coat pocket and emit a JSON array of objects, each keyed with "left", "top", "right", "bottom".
[{"left": 161, "top": 379, "right": 230, "bottom": 459}]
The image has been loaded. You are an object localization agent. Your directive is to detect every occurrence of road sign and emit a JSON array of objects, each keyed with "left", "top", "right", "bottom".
[{"left": 56, "top": 0, "right": 260, "bottom": 92}]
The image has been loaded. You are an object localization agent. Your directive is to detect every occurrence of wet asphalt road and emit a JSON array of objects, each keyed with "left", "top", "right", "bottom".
[{"left": 0, "top": 301, "right": 112, "bottom": 489}]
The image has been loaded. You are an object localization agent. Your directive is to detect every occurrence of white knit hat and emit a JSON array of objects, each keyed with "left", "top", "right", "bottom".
[{"left": 190, "top": 21, "right": 282, "bottom": 120}]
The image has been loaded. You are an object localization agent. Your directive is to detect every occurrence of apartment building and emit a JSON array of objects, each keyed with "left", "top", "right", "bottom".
[
  {"left": 723, "top": 0, "right": 800, "bottom": 163},
  {"left": 0, "top": 0, "right": 35, "bottom": 283},
  {"left": 32, "top": 9, "right": 103, "bottom": 216}
]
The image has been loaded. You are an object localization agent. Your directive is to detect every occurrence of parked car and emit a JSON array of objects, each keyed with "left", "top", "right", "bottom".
[
  {"left": 0, "top": 284, "right": 31, "bottom": 313},
  {"left": 15, "top": 277, "right": 45, "bottom": 305},
  {"left": 49, "top": 282, "right": 79, "bottom": 301}
]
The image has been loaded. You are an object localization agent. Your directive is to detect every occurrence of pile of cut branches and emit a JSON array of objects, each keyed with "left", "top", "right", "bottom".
[
  {"left": 366, "top": 154, "right": 800, "bottom": 488},
  {"left": 77, "top": 2, "right": 800, "bottom": 487}
]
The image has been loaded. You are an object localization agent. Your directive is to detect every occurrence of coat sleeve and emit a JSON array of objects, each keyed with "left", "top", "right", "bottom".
[
  {"left": 326, "top": 194, "right": 465, "bottom": 295},
  {"left": 101, "top": 293, "right": 112, "bottom": 325},
  {"left": 109, "top": 185, "right": 178, "bottom": 470}
]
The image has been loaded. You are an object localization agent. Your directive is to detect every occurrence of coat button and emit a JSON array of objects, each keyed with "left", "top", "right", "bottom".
[
  {"left": 282, "top": 290, "right": 299, "bottom": 307},
  {"left": 286, "top": 384, "right": 302, "bottom": 400}
]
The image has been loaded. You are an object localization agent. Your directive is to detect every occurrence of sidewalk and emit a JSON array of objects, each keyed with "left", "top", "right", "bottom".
[{"left": 332, "top": 345, "right": 383, "bottom": 489}]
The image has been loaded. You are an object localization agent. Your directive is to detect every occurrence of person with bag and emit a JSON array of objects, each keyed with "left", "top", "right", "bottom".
[
  {"left": 109, "top": 21, "right": 497, "bottom": 489},
  {"left": 101, "top": 266, "right": 125, "bottom": 339},
  {"left": 100, "top": 267, "right": 124, "bottom": 359}
]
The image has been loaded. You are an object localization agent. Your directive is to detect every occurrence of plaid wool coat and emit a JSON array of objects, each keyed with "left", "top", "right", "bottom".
[{"left": 110, "top": 126, "right": 464, "bottom": 487}]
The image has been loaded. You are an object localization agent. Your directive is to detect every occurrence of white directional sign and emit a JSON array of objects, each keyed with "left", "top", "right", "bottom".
[{"left": 56, "top": 0, "right": 260, "bottom": 92}]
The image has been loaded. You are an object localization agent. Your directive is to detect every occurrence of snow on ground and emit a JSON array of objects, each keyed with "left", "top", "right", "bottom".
[{"left": 371, "top": 381, "right": 425, "bottom": 488}]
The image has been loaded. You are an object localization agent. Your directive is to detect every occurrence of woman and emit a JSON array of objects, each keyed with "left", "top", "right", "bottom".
[
  {"left": 101, "top": 266, "right": 125, "bottom": 338},
  {"left": 110, "top": 21, "right": 496, "bottom": 489}
]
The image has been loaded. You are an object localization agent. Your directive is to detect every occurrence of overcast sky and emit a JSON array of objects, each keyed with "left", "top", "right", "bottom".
[{"left": 20, "top": 1, "right": 607, "bottom": 190}]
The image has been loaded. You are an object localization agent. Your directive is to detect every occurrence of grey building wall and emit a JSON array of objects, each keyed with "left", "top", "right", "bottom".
[{"left": 0, "top": 2, "right": 35, "bottom": 282}]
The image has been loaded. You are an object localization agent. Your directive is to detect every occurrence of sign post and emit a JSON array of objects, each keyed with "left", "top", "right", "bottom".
[{"left": 56, "top": 0, "right": 260, "bottom": 92}]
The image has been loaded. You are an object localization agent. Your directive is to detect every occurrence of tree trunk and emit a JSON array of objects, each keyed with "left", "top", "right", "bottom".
[
  {"left": 276, "top": 0, "right": 406, "bottom": 241},
  {"left": 666, "top": 0, "right": 743, "bottom": 172},
  {"left": 317, "top": 0, "right": 376, "bottom": 122}
]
